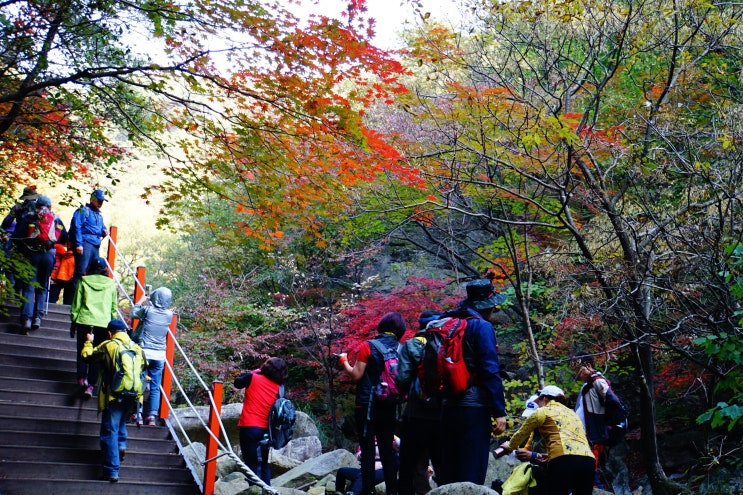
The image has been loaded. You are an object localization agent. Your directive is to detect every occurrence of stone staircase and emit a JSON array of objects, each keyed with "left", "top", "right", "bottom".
[{"left": 0, "top": 301, "right": 200, "bottom": 495}]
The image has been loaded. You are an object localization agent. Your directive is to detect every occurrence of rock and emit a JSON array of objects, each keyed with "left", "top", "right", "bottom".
[
  {"left": 272, "top": 449, "right": 359, "bottom": 489},
  {"left": 274, "top": 435, "right": 323, "bottom": 462},
  {"left": 215, "top": 472, "right": 252, "bottom": 495},
  {"left": 184, "top": 442, "right": 207, "bottom": 481},
  {"left": 429, "top": 481, "right": 499, "bottom": 495},
  {"left": 270, "top": 449, "right": 303, "bottom": 474}
]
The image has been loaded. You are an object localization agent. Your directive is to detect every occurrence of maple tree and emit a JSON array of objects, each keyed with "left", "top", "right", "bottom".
[{"left": 359, "top": 0, "right": 743, "bottom": 492}]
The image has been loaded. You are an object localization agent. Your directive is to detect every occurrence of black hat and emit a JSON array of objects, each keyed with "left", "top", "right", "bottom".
[
  {"left": 107, "top": 319, "right": 128, "bottom": 333},
  {"left": 459, "top": 279, "right": 506, "bottom": 310}
]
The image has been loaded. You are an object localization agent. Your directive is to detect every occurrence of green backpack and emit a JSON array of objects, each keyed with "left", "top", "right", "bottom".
[{"left": 109, "top": 340, "right": 146, "bottom": 400}]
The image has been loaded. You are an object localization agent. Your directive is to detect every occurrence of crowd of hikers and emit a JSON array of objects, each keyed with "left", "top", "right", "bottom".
[
  {"left": 2, "top": 185, "right": 174, "bottom": 483},
  {"left": 335, "top": 278, "right": 630, "bottom": 495},
  {"left": 3, "top": 185, "right": 629, "bottom": 491}
]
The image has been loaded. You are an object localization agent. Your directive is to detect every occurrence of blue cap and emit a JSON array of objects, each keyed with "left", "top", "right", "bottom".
[
  {"left": 92, "top": 256, "right": 108, "bottom": 273},
  {"left": 36, "top": 195, "right": 52, "bottom": 207},
  {"left": 107, "top": 319, "right": 128, "bottom": 333},
  {"left": 92, "top": 189, "right": 108, "bottom": 202}
]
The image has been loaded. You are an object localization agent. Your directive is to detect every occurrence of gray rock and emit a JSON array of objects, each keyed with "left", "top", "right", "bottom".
[
  {"left": 429, "top": 481, "right": 500, "bottom": 495},
  {"left": 274, "top": 435, "right": 323, "bottom": 462},
  {"left": 272, "top": 449, "right": 359, "bottom": 489}
]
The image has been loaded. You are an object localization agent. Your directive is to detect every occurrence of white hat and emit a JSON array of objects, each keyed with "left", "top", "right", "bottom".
[
  {"left": 521, "top": 395, "right": 539, "bottom": 417},
  {"left": 538, "top": 385, "right": 565, "bottom": 398}
]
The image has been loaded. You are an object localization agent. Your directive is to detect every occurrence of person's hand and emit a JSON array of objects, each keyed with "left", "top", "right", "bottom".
[
  {"left": 101, "top": 230, "right": 107, "bottom": 239},
  {"left": 515, "top": 449, "right": 532, "bottom": 462},
  {"left": 493, "top": 416, "right": 507, "bottom": 435},
  {"left": 75, "top": 246, "right": 83, "bottom": 254},
  {"left": 337, "top": 352, "right": 348, "bottom": 365},
  {"left": 86, "top": 331, "right": 94, "bottom": 342}
]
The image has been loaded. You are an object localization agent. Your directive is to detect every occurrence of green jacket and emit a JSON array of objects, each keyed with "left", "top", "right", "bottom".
[
  {"left": 70, "top": 274, "right": 117, "bottom": 327},
  {"left": 81, "top": 332, "right": 147, "bottom": 413}
]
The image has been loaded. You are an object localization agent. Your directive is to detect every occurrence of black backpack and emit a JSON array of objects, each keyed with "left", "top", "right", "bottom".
[{"left": 268, "top": 385, "right": 296, "bottom": 449}]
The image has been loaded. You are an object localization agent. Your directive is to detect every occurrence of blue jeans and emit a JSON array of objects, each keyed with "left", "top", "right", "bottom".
[
  {"left": 144, "top": 359, "right": 165, "bottom": 418},
  {"left": 19, "top": 248, "right": 54, "bottom": 322},
  {"left": 72, "top": 241, "right": 100, "bottom": 286},
  {"left": 100, "top": 398, "right": 131, "bottom": 479}
]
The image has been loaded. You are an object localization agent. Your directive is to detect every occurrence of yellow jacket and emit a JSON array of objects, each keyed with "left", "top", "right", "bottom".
[
  {"left": 81, "top": 331, "right": 147, "bottom": 413},
  {"left": 507, "top": 400, "right": 594, "bottom": 461}
]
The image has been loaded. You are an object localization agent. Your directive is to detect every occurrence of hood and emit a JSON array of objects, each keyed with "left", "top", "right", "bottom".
[
  {"left": 150, "top": 287, "right": 172, "bottom": 309},
  {"left": 80, "top": 273, "right": 115, "bottom": 291}
]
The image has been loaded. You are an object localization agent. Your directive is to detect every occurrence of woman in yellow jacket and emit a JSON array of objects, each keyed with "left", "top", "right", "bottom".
[{"left": 499, "top": 385, "right": 595, "bottom": 495}]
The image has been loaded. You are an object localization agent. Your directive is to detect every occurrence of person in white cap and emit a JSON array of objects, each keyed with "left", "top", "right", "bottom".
[{"left": 499, "top": 385, "right": 595, "bottom": 495}]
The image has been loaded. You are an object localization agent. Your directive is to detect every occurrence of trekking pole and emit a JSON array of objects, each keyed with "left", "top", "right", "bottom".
[{"left": 45, "top": 276, "right": 51, "bottom": 314}]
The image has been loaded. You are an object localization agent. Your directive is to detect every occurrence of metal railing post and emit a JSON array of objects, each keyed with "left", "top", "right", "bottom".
[
  {"left": 105, "top": 226, "right": 118, "bottom": 275},
  {"left": 203, "top": 380, "right": 223, "bottom": 495},
  {"left": 160, "top": 314, "right": 178, "bottom": 420}
]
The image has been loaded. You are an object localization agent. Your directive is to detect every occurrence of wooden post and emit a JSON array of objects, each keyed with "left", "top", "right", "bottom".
[
  {"left": 203, "top": 381, "right": 223, "bottom": 495},
  {"left": 159, "top": 313, "right": 178, "bottom": 420},
  {"left": 105, "top": 226, "right": 117, "bottom": 276}
]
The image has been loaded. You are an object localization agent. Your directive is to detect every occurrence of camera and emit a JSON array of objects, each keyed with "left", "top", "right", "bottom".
[{"left": 493, "top": 447, "right": 507, "bottom": 458}]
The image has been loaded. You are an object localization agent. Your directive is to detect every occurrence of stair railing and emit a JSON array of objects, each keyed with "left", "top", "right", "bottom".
[{"left": 105, "top": 230, "right": 279, "bottom": 495}]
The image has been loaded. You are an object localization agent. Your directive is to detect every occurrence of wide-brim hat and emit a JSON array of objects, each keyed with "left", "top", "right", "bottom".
[
  {"left": 18, "top": 186, "right": 38, "bottom": 201},
  {"left": 459, "top": 279, "right": 507, "bottom": 310}
]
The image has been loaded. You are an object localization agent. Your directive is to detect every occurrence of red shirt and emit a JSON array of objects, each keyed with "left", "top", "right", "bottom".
[{"left": 237, "top": 372, "right": 280, "bottom": 428}]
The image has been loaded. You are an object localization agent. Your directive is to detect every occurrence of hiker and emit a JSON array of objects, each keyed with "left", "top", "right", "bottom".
[
  {"left": 336, "top": 436, "right": 401, "bottom": 495},
  {"left": 70, "top": 256, "right": 117, "bottom": 398},
  {"left": 395, "top": 310, "right": 443, "bottom": 495},
  {"left": 1, "top": 185, "right": 39, "bottom": 291},
  {"left": 130, "top": 286, "right": 174, "bottom": 426},
  {"left": 10, "top": 195, "right": 66, "bottom": 332},
  {"left": 436, "top": 278, "right": 508, "bottom": 486},
  {"left": 337, "top": 311, "right": 406, "bottom": 495},
  {"left": 81, "top": 318, "right": 147, "bottom": 483},
  {"left": 499, "top": 385, "right": 595, "bottom": 495},
  {"left": 70, "top": 189, "right": 108, "bottom": 288},
  {"left": 234, "top": 356, "right": 289, "bottom": 486},
  {"left": 496, "top": 394, "right": 548, "bottom": 495},
  {"left": 572, "top": 357, "right": 631, "bottom": 495},
  {"left": 49, "top": 243, "right": 75, "bottom": 304}
]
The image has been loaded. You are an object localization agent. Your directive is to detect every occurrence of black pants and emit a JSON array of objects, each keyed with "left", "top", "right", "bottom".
[
  {"left": 354, "top": 402, "right": 398, "bottom": 495},
  {"left": 545, "top": 455, "right": 595, "bottom": 495}
]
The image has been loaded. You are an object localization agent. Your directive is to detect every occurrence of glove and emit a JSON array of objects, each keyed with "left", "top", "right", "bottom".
[{"left": 70, "top": 324, "right": 76, "bottom": 338}]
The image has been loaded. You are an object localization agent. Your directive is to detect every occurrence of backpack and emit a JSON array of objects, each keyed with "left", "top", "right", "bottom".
[
  {"left": 67, "top": 205, "right": 88, "bottom": 247},
  {"left": 13, "top": 204, "right": 57, "bottom": 250},
  {"left": 268, "top": 385, "right": 296, "bottom": 449},
  {"left": 369, "top": 339, "right": 404, "bottom": 403},
  {"left": 583, "top": 373, "right": 629, "bottom": 445},
  {"left": 416, "top": 317, "right": 471, "bottom": 407},
  {"left": 109, "top": 339, "right": 146, "bottom": 401}
]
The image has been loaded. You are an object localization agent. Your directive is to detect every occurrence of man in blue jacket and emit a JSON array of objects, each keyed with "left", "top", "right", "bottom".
[
  {"left": 70, "top": 189, "right": 108, "bottom": 288},
  {"left": 438, "top": 278, "right": 508, "bottom": 486}
]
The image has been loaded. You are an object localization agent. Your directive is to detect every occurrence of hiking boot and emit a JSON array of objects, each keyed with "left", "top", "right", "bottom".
[
  {"left": 31, "top": 317, "right": 41, "bottom": 330},
  {"left": 21, "top": 319, "right": 31, "bottom": 334},
  {"left": 119, "top": 449, "right": 126, "bottom": 461},
  {"left": 146, "top": 415, "right": 157, "bottom": 426},
  {"left": 135, "top": 412, "right": 143, "bottom": 427},
  {"left": 77, "top": 378, "right": 88, "bottom": 387},
  {"left": 100, "top": 474, "right": 118, "bottom": 483},
  {"left": 83, "top": 385, "right": 94, "bottom": 399}
]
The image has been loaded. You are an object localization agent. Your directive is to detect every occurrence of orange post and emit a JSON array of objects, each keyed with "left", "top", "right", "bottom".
[
  {"left": 203, "top": 381, "right": 223, "bottom": 495},
  {"left": 131, "top": 266, "right": 146, "bottom": 331},
  {"left": 105, "top": 226, "right": 118, "bottom": 276},
  {"left": 159, "top": 313, "right": 178, "bottom": 420}
]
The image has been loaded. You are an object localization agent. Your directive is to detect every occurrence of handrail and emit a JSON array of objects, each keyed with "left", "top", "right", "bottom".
[{"left": 104, "top": 229, "right": 278, "bottom": 495}]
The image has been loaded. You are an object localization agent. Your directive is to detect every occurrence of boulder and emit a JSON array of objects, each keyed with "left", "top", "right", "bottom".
[
  {"left": 274, "top": 435, "right": 323, "bottom": 462},
  {"left": 272, "top": 449, "right": 359, "bottom": 489},
  {"left": 429, "top": 482, "right": 499, "bottom": 495}
]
